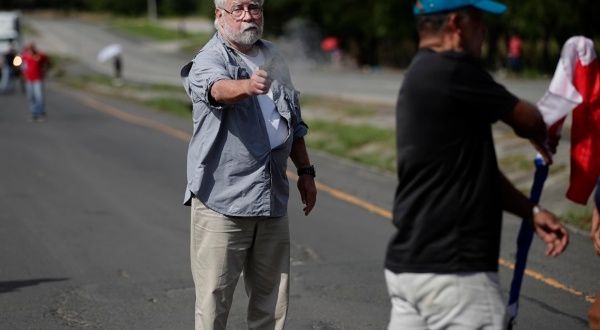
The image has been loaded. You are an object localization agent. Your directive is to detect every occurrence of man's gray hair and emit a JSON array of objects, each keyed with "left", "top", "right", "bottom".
[
  {"left": 214, "top": 0, "right": 264, "bottom": 9},
  {"left": 214, "top": 0, "right": 265, "bottom": 30}
]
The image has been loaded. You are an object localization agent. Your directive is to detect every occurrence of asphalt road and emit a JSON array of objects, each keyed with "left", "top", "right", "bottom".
[
  {"left": 0, "top": 14, "right": 597, "bottom": 330},
  {"left": 0, "top": 85, "right": 391, "bottom": 329},
  {"left": 1, "top": 82, "right": 598, "bottom": 329}
]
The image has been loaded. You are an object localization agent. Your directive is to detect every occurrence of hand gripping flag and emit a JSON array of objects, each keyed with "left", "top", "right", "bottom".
[{"left": 508, "top": 36, "right": 600, "bottom": 328}]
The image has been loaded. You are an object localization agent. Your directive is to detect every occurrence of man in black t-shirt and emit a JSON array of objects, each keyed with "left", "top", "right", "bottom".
[{"left": 385, "top": 1, "right": 569, "bottom": 329}]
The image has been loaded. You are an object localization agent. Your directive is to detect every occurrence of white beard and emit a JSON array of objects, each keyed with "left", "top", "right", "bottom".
[{"left": 221, "top": 21, "right": 263, "bottom": 47}]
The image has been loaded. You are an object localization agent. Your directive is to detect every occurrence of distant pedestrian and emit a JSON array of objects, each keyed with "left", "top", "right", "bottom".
[
  {"left": 1, "top": 42, "right": 17, "bottom": 93},
  {"left": 507, "top": 33, "right": 523, "bottom": 73},
  {"left": 21, "top": 42, "right": 49, "bottom": 121},
  {"left": 385, "top": 1, "right": 569, "bottom": 328},
  {"left": 320, "top": 36, "right": 342, "bottom": 68},
  {"left": 113, "top": 54, "right": 123, "bottom": 84},
  {"left": 180, "top": 0, "right": 317, "bottom": 328}
]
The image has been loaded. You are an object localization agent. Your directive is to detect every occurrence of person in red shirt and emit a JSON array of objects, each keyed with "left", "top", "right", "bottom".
[
  {"left": 507, "top": 33, "right": 523, "bottom": 73},
  {"left": 21, "top": 42, "right": 49, "bottom": 121}
]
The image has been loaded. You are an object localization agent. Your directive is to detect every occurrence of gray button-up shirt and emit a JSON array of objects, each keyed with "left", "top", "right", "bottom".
[{"left": 181, "top": 32, "right": 308, "bottom": 217}]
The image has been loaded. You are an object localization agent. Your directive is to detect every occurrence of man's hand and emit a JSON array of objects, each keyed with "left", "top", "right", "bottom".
[
  {"left": 529, "top": 139, "right": 554, "bottom": 165},
  {"left": 547, "top": 133, "right": 561, "bottom": 155},
  {"left": 591, "top": 205, "right": 600, "bottom": 255},
  {"left": 589, "top": 292, "right": 600, "bottom": 330},
  {"left": 297, "top": 175, "right": 317, "bottom": 216},
  {"left": 533, "top": 209, "right": 569, "bottom": 257},
  {"left": 246, "top": 69, "right": 271, "bottom": 96}
]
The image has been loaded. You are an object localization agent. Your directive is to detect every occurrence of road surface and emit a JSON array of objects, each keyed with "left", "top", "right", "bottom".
[
  {"left": 0, "top": 14, "right": 597, "bottom": 329},
  {"left": 0, "top": 82, "right": 598, "bottom": 329}
]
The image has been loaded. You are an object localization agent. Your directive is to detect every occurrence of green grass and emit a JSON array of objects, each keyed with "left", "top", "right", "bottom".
[
  {"left": 307, "top": 120, "right": 396, "bottom": 172},
  {"left": 499, "top": 154, "right": 533, "bottom": 173},
  {"left": 179, "top": 36, "right": 212, "bottom": 56},
  {"left": 60, "top": 73, "right": 114, "bottom": 87},
  {"left": 112, "top": 18, "right": 189, "bottom": 41},
  {"left": 56, "top": 71, "right": 192, "bottom": 119},
  {"left": 110, "top": 17, "right": 212, "bottom": 55},
  {"left": 562, "top": 206, "right": 593, "bottom": 230},
  {"left": 300, "top": 94, "right": 380, "bottom": 117},
  {"left": 144, "top": 97, "right": 191, "bottom": 118}
]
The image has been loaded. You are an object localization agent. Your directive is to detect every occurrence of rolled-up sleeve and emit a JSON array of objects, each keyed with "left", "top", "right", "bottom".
[
  {"left": 185, "top": 50, "right": 231, "bottom": 109},
  {"left": 292, "top": 90, "right": 309, "bottom": 140}
]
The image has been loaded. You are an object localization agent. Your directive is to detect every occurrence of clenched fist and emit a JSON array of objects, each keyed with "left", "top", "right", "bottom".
[{"left": 246, "top": 69, "right": 271, "bottom": 96}]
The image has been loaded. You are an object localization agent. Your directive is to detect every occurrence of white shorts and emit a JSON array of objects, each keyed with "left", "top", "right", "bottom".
[{"left": 385, "top": 270, "right": 507, "bottom": 330}]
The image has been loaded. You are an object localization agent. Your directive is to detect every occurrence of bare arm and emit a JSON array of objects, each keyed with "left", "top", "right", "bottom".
[
  {"left": 589, "top": 295, "right": 600, "bottom": 330},
  {"left": 502, "top": 100, "right": 553, "bottom": 164},
  {"left": 210, "top": 69, "right": 271, "bottom": 105},
  {"left": 500, "top": 172, "right": 569, "bottom": 256},
  {"left": 290, "top": 137, "right": 317, "bottom": 216},
  {"left": 592, "top": 204, "right": 600, "bottom": 255},
  {"left": 500, "top": 170, "right": 534, "bottom": 218}
]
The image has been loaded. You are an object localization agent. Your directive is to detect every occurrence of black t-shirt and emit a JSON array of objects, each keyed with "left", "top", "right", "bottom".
[{"left": 385, "top": 49, "right": 519, "bottom": 274}]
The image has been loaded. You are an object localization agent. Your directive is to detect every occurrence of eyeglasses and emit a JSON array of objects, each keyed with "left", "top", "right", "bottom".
[{"left": 220, "top": 4, "right": 263, "bottom": 19}]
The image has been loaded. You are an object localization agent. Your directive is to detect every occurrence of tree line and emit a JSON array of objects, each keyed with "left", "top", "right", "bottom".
[{"left": 2, "top": 0, "right": 599, "bottom": 72}]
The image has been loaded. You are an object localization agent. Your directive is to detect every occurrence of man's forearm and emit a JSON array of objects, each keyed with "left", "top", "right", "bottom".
[
  {"left": 504, "top": 100, "right": 547, "bottom": 142},
  {"left": 503, "top": 100, "right": 554, "bottom": 164},
  {"left": 500, "top": 171, "right": 535, "bottom": 218},
  {"left": 210, "top": 79, "right": 251, "bottom": 105},
  {"left": 290, "top": 137, "right": 311, "bottom": 169}
]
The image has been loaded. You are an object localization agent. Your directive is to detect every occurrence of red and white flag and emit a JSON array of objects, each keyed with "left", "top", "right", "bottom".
[{"left": 537, "top": 36, "right": 600, "bottom": 205}]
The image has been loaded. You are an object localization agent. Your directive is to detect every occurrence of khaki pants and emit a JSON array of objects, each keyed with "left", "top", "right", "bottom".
[{"left": 190, "top": 198, "right": 290, "bottom": 330}]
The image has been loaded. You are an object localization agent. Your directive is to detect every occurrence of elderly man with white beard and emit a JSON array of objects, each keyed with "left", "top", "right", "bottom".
[{"left": 180, "top": 0, "right": 317, "bottom": 329}]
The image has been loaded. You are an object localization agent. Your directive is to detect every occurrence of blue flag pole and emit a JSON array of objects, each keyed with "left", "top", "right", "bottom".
[{"left": 507, "top": 155, "right": 549, "bottom": 329}]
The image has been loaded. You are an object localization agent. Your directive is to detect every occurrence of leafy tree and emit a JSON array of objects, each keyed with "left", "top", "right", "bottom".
[
  {"left": 502, "top": 0, "right": 579, "bottom": 71},
  {"left": 3, "top": 0, "right": 600, "bottom": 71}
]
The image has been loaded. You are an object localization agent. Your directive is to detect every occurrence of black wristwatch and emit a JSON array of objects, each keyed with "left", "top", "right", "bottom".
[{"left": 297, "top": 165, "right": 316, "bottom": 178}]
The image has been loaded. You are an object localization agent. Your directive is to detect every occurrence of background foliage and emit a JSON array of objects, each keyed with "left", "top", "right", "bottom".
[{"left": 1, "top": 0, "right": 599, "bottom": 71}]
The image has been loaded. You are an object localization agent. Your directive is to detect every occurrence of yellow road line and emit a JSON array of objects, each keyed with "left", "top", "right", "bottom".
[
  {"left": 74, "top": 91, "right": 596, "bottom": 304},
  {"left": 78, "top": 97, "right": 191, "bottom": 142},
  {"left": 498, "top": 259, "right": 596, "bottom": 303}
]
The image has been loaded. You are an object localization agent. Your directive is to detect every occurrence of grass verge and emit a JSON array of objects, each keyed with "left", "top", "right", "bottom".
[
  {"left": 562, "top": 206, "right": 593, "bottom": 231},
  {"left": 307, "top": 120, "right": 395, "bottom": 173},
  {"left": 109, "top": 17, "right": 212, "bottom": 55}
]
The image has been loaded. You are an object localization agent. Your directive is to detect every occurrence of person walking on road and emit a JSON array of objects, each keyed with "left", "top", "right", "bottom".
[
  {"left": 507, "top": 33, "right": 523, "bottom": 74},
  {"left": 180, "top": 0, "right": 317, "bottom": 328},
  {"left": 385, "top": 1, "right": 569, "bottom": 328},
  {"left": 1, "top": 42, "right": 17, "bottom": 93},
  {"left": 21, "top": 42, "right": 49, "bottom": 121}
]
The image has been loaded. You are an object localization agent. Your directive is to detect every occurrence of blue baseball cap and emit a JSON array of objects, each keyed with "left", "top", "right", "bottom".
[{"left": 414, "top": 0, "right": 507, "bottom": 15}]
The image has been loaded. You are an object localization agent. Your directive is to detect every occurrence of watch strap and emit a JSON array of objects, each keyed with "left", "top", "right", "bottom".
[{"left": 297, "top": 165, "right": 316, "bottom": 177}]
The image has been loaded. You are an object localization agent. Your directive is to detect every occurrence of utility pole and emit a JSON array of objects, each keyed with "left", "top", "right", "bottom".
[{"left": 147, "top": 0, "right": 157, "bottom": 23}]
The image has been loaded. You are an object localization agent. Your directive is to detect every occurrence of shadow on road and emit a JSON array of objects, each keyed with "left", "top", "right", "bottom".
[
  {"left": 521, "top": 293, "right": 589, "bottom": 326},
  {"left": 0, "top": 278, "right": 69, "bottom": 294}
]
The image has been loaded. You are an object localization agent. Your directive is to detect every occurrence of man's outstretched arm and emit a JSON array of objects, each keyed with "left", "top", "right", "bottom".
[{"left": 502, "top": 100, "right": 554, "bottom": 164}]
